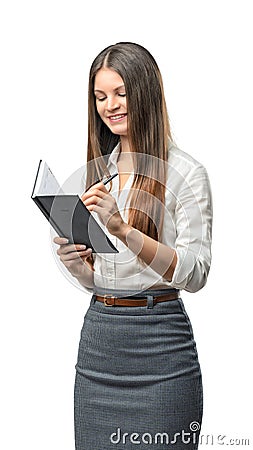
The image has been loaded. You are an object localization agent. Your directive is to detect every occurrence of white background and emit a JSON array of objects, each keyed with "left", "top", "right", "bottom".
[{"left": 1, "top": 1, "right": 252, "bottom": 448}]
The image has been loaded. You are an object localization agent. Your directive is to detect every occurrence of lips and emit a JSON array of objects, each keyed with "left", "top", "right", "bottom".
[{"left": 108, "top": 113, "right": 127, "bottom": 122}]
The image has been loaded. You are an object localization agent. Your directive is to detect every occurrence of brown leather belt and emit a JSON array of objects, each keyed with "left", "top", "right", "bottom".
[{"left": 95, "top": 292, "right": 180, "bottom": 307}]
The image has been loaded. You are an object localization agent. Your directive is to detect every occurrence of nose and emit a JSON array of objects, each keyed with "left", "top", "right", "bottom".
[{"left": 106, "top": 95, "right": 120, "bottom": 111}]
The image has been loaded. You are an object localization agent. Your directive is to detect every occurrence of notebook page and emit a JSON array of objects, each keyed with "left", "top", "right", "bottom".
[{"left": 33, "top": 161, "right": 63, "bottom": 196}]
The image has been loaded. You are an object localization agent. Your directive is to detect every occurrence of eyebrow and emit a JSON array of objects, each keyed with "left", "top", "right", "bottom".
[{"left": 94, "top": 84, "right": 125, "bottom": 94}]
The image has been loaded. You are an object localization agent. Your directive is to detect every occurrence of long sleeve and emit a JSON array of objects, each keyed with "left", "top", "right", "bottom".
[
  {"left": 89, "top": 143, "right": 213, "bottom": 293},
  {"left": 170, "top": 164, "right": 213, "bottom": 293}
]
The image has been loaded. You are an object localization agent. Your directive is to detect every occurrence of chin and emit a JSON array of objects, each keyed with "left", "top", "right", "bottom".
[{"left": 109, "top": 127, "right": 128, "bottom": 136}]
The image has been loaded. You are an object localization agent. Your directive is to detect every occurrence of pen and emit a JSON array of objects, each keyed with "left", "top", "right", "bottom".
[
  {"left": 103, "top": 172, "right": 118, "bottom": 186},
  {"left": 83, "top": 173, "right": 118, "bottom": 196}
]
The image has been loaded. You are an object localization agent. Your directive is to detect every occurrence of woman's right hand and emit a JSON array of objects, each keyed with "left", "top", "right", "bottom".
[{"left": 53, "top": 237, "right": 94, "bottom": 279}]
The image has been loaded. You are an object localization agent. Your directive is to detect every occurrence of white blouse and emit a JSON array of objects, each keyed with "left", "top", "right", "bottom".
[{"left": 90, "top": 140, "right": 212, "bottom": 294}]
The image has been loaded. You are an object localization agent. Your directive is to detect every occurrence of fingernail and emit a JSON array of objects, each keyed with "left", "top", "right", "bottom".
[
  {"left": 79, "top": 245, "right": 86, "bottom": 250},
  {"left": 62, "top": 238, "right": 69, "bottom": 244}
]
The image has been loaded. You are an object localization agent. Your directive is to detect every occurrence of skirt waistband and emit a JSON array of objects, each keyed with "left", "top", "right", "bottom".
[
  {"left": 90, "top": 287, "right": 181, "bottom": 313},
  {"left": 93, "top": 286, "right": 179, "bottom": 299}
]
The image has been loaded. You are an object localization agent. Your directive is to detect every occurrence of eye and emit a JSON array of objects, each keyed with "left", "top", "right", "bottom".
[
  {"left": 118, "top": 93, "right": 126, "bottom": 97},
  {"left": 96, "top": 97, "right": 106, "bottom": 102}
]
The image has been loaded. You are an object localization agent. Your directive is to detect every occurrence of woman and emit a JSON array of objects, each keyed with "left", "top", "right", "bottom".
[{"left": 54, "top": 42, "right": 212, "bottom": 450}]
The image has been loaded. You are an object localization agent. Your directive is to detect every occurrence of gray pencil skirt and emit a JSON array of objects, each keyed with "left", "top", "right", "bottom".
[{"left": 74, "top": 287, "right": 203, "bottom": 450}]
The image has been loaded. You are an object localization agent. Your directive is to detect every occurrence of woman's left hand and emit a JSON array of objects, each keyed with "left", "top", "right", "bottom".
[{"left": 81, "top": 182, "right": 125, "bottom": 236}]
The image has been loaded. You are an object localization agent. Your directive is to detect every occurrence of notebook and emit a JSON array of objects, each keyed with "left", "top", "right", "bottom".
[{"left": 31, "top": 160, "right": 118, "bottom": 253}]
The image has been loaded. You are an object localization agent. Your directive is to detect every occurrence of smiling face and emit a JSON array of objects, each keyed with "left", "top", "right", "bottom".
[{"left": 94, "top": 67, "right": 128, "bottom": 137}]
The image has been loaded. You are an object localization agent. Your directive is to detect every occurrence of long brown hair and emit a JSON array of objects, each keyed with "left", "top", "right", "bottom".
[{"left": 86, "top": 42, "right": 173, "bottom": 242}]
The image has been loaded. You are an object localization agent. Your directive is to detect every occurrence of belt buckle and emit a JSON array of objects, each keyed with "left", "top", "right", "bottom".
[{"left": 103, "top": 295, "right": 116, "bottom": 306}]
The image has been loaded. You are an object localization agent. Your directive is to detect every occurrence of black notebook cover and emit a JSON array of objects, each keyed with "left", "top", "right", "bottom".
[{"left": 31, "top": 161, "right": 118, "bottom": 253}]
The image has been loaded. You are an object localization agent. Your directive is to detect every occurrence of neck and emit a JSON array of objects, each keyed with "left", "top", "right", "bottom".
[{"left": 120, "top": 136, "right": 130, "bottom": 153}]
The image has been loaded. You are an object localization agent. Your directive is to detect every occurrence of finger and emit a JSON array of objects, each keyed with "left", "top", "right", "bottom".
[
  {"left": 61, "top": 248, "right": 92, "bottom": 261},
  {"left": 81, "top": 184, "right": 108, "bottom": 201},
  {"left": 81, "top": 192, "right": 106, "bottom": 205},
  {"left": 82, "top": 195, "right": 106, "bottom": 208},
  {"left": 89, "top": 181, "right": 108, "bottom": 192},
  {"left": 85, "top": 204, "right": 104, "bottom": 214},
  {"left": 95, "top": 181, "right": 109, "bottom": 192},
  {"left": 57, "top": 243, "right": 87, "bottom": 255},
  {"left": 53, "top": 236, "right": 69, "bottom": 245}
]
